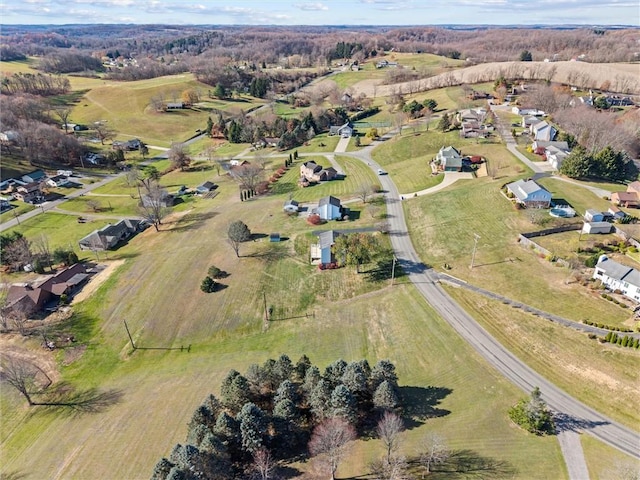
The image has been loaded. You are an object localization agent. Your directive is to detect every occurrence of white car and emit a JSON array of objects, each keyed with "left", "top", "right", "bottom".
[{"left": 377, "top": 168, "right": 387, "bottom": 175}]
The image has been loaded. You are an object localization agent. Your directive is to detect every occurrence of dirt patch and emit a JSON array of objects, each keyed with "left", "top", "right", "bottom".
[
  {"left": 62, "top": 344, "right": 87, "bottom": 366},
  {"left": 0, "top": 333, "right": 60, "bottom": 384},
  {"left": 72, "top": 259, "right": 125, "bottom": 304}
]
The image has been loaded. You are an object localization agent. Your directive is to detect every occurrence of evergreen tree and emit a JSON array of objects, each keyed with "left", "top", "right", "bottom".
[
  {"left": 330, "top": 385, "right": 358, "bottom": 424},
  {"left": 220, "top": 370, "right": 251, "bottom": 413},
  {"left": 274, "top": 379, "right": 299, "bottom": 405},
  {"left": 558, "top": 146, "right": 592, "bottom": 179},
  {"left": 370, "top": 360, "right": 398, "bottom": 393},
  {"left": 519, "top": 50, "right": 533, "bottom": 61},
  {"left": 438, "top": 112, "right": 451, "bottom": 132},
  {"left": 302, "top": 365, "right": 322, "bottom": 399},
  {"left": 205, "top": 116, "right": 213, "bottom": 137},
  {"left": 274, "top": 354, "right": 294, "bottom": 385},
  {"left": 373, "top": 380, "right": 400, "bottom": 411},
  {"left": 324, "top": 359, "right": 347, "bottom": 388},
  {"left": 237, "top": 402, "right": 267, "bottom": 454},
  {"left": 508, "top": 387, "right": 555, "bottom": 435},
  {"left": 214, "top": 411, "right": 240, "bottom": 443},
  {"left": 151, "top": 458, "right": 175, "bottom": 480},
  {"left": 341, "top": 361, "right": 370, "bottom": 398},
  {"left": 310, "top": 379, "right": 333, "bottom": 420},
  {"left": 294, "top": 354, "right": 312, "bottom": 381}
]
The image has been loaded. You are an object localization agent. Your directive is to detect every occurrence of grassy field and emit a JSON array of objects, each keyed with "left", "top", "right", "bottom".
[
  {"left": 60, "top": 195, "right": 140, "bottom": 217},
  {"left": 581, "top": 435, "right": 640, "bottom": 480},
  {"left": 2, "top": 212, "right": 134, "bottom": 259},
  {"left": 445, "top": 287, "right": 640, "bottom": 429},
  {"left": 537, "top": 177, "right": 614, "bottom": 216},
  {"left": 0, "top": 58, "right": 39, "bottom": 75},
  {"left": 1, "top": 279, "right": 566, "bottom": 480},
  {"left": 280, "top": 134, "right": 341, "bottom": 154},
  {"left": 270, "top": 155, "right": 378, "bottom": 202},
  {"left": 0, "top": 203, "right": 35, "bottom": 224},
  {"left": 403, "top": 167, "right": 627, "bottom": 325}
]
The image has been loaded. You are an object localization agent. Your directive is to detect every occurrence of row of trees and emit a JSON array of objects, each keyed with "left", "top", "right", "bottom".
[
  {"left": 0, "top": 72, "right": 70, "bottom": 96},
  {"left": 0, "top": 232, "right": 78, "bottom": 274},
  {"left": 559, "top": 146, "right": 638, "bottom": 183},
  {"left": 151, "top": 355, "right": 404, "bottom": 479}
]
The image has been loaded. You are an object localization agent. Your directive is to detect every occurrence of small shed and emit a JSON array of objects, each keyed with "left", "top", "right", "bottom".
[
  {"left": 269, "top": 233, "right": 281, "bottom": 242},
  {"left": 584, "top": 209, "right": 604, "bottom": 222},
  {"left": 582, "top": 222, "right": 612, "bottom": 234}
]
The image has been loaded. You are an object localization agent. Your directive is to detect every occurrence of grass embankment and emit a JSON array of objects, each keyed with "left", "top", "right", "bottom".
[
  {"left": 581, "top": 435, "right": 640, "bottom": 479},
  {"left": 445, "top": 287, "right": 640, "bottom": 429}
]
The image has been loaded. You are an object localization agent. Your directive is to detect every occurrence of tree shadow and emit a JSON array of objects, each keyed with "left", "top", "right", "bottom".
[
  {"left": 0, "top": 471, "right": 29, "bottom": 480},
  {"left": 33, "top": 382, "right": 123, "bottom": 416},
  {"left": 365, "top": 257, "right": 406, "bottom": 282},
  {"left": 553, "top": 412, "right": 609, "bottom": 433},
  {"left": 273, "top": 465, "right": 303, "bottom": 479},
  {"left": 406, "top": 449, "right": 517, "bottom": 479},
  {"left": 400, "top": 386, "right": 452, "bottom": 428},
  {"left": 250, "top": 233, "right": 269, "bottom": 241}
]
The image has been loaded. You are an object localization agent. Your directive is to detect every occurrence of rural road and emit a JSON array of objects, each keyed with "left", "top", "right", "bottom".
[{"left": 344, "top": 138, "right": 640, "bottom": 462}]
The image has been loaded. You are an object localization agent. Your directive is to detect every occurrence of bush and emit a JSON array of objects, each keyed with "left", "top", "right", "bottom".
[
  {"left": 208, "top": 266, "right": 223, "bottom": 279},
  {"left": 307, "top": 214, "right": 324, "bottom": 225},
  {"left": 200, "top": 276, "right": 216, "bottom": 293}
]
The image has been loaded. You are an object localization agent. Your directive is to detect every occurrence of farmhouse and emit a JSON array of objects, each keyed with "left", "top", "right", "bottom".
[
  {"left": 3, "top": 264, "right": 89, "bottom": 317},
  {"left": 506, "top": 179, "right": 552, "bottom": 208},
  {"left": 315, "top": 196, "right": 345, "bottom": 221},
  {"left": 593, "top": 255, "right": 640, "bottom": 302},
  {"left": 436, "top": 146, "right": 462, "bottom": 172},
  {"left": 166, "top": 102, "right": 184, "bottom": 109},
  {"left": 300, "top": 161, "right": 338, "bottom": 183},
  {"left": 79, "top": 219, "right": 145, "bottom": 251},
  {"left": 310, "top": 230, "right": 341, "bottom": 265}
]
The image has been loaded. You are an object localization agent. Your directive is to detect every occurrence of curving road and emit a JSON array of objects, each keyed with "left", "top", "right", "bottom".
[{"left": 344, "top": 139, "right": 640, "bottom": 461}]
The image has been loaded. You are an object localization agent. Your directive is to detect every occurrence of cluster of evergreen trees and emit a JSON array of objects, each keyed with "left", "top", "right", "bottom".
[
  {"left": 151, "top": 355, "right": 402, "bottom": 479},
  {"left": 559, "top": 146, "right": 638, "bottom": 183}
]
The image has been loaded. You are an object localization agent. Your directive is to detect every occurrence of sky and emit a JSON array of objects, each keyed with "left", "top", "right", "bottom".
[{"left": 0, "top": 0, "right": 637, "bottom": 26}]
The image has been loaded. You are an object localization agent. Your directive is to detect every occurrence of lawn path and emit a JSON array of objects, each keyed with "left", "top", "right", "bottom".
[{"left": 558, "top": 430, "right": 590, "bottom": 480}]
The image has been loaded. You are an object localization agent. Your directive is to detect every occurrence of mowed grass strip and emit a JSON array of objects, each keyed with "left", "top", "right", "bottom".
[
  {"left": 1, "top": 284, "right": 565, "bottom": 480},
  {"left": 404, "top": 176, "right": 626, "bottom": 323},
  {"left": 581, "top": 435, "right": 640, "bottom": 479},
  {"left": 445, "top": 286, "right": 640, "bottom": 429}
]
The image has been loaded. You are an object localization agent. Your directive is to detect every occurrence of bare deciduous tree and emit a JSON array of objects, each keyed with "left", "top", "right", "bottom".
[
  {"left": 308, "top": 417, "right": 356, "bottom": 480},
  {"left": 54, "top": 107, "right": 72, "bottom": 133},
  {"left": 168, "top": 143, "right": 191, "bottom": 171},
  {"left": 377, "top": 411, "right": 405, "bottom": 467},
  {"left": 252, "top": 448, "right": 275, "bottom": 480},
  {"left": 137, "top": 178, "right": 172, "bottom": 232},
  {"left": 356, "top": 183, "right": 373, "bottom": 204},
  {"left": 230, "top": 163, "right": 264, "bottom": 191},
  {"left": 418, "top": 433, "right": 449, "bottom": 474},
  {"left": 0, "top": 355, "right": 43, "bottom": 405},
  {"left": 93, "top": 121, "right": 116, "bottom": 145}
]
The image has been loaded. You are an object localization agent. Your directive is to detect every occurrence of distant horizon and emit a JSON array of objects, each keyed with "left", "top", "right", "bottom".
[
  {"left": 1, "top": 23, "right": 638, "bottom": 28},
  {"left": 0, "top": 0, "right": 636, "bottom": 27}
]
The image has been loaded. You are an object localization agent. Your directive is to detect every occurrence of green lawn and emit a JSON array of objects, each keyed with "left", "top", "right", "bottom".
[
  {"left": 446, "top": 287, "right": 640, "bottom": 429},
  {"left": 0, "top": 203, "right": 35, "bottom": 224},
  {"left": 537, "top": 177, "right": 613, "bottom": 216},
  {"left": 270, "top": 155, "right": 378, "bottom": 202},
  {"left": 581, "top": 435, "right": 640, "bottom": 480},
  {"left": 331, "top": 70, "right": 386, "bottom": 89},
  {"left": 0, "top": 155, "right": 43, "bottom": 182},
  {"left": 0, "top": 58, "right": 39, "bottom": 74},
  {"left": 280, "top": 134, "right": 340, "bottom": 154},
  {"left": 61, "top": 195, "right": 139, "bottom": 217},
  {"left": 2, "top": 212, "right": 135, "bottom": 259},
  {"left": 403, "top": 174, "right": 626, "bottom": 325}
]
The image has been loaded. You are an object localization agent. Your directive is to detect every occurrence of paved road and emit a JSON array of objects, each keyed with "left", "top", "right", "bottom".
[
  {"left": 0, "top": 174, "right": 120, "bottom": 232},
  {"left": 343, "top": 136, "right": 640, "bottom": 461},
  {"left": 558, "top": 430, "right": 590, "bottom": 480}
]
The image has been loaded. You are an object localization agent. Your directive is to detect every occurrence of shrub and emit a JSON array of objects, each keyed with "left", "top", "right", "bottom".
[
  {"left": 208, "top": 266, "right": 223, "bottom": 279},
  {"left": 307, "top": 214, "right": 324, "bottom": 225},
  {"left": 200, "top": 276, "right": 216, "bottom": 293}
]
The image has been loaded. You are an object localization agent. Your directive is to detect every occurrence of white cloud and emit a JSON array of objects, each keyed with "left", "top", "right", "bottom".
[{"left": 294, "top": 2, "right": 329, "bottom": 10}]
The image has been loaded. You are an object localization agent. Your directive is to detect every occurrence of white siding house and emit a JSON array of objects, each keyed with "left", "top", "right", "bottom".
[
  {"left": 506, "top": 179, "right": 552, "bottom": 208},
  {"left": 593, "top": 255, "right": 640, "bottom": 302}
]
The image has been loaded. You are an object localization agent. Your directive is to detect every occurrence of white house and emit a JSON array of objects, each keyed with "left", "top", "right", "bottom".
[
  {"left": 512, "top": 107, "right": 545, "bottom": 116},
  {"left": 310, "top": 230, "right": 341, "bottom": 265},
  {"left": 329, "top": 122, "right": 353, "bottom": 138},
  {"left": 506, "top": 179, "right": 552, "bottom": 208},
  {"left": 46, "top": 175, "right": 71, "bottom": 188},
  {"left": 593, "top": 255, "right": 640, "bottom": 302},
  {"left": 546, "top": 146, "right": 569, "bottom": 170},
  {"left": 315, "top": 196, "right": 345, "bottom": 221},
  {"left": 530, "top": 121, "right": 557, "bottom": 142}
]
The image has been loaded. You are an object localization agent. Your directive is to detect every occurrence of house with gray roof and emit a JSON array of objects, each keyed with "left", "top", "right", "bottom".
[
  {"left": 315, "top": 196, "right": 345, "bottom": 221},
  {"left": 436, "top": 146, "right": 462, "bottom": 172},
  {"left": 310, "top": 230, "right": 341, "bottom": 265},
  {"left": 329, "top": 122, "right": 353, "bottom": 138},
  {"left": 79, "top": 219, "right": 144, "bottom": 251},
  {"left": 593, "top": 255, "right": 640, "bottom": 302},
  {"left": 506, "top": 179, "right": 551, "bottom": 208}
]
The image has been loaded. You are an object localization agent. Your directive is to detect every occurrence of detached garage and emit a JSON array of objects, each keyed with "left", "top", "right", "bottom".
[{"left": 582, "top": 222, "right": 612, "bottom": 234}]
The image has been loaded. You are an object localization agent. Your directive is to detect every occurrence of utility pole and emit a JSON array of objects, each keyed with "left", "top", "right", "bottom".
[
  {"left": 470, "top": 233, "right": 481, "bottom": 269},
  {"left": 391, "top": 255, "right": 397, "bottom": 286}
]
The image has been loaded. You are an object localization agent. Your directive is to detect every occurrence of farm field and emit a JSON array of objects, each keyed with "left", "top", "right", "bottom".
[
  {"left": 445, "top": 287, "right": 640, "bottom": 429},
  {"left": 403, "top": 174, "right": 627, "bottom": 324},
  {"left": 0, "top": 280, "right": 566, "bottom": 480}
]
